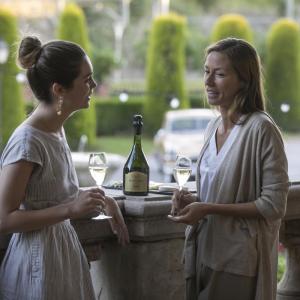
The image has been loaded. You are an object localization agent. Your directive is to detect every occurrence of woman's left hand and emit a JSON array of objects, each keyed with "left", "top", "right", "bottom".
[
  {"left": 168, "top": 202, "right": 211, "bottom": 225},
  {"left": 104, "top": 196, "right": 130, "bottom": 246}
]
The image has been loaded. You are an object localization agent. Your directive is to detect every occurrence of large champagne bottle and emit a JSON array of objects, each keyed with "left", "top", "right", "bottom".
[{"left": 123, "top": 115, "right": 149, "bottom": 196}]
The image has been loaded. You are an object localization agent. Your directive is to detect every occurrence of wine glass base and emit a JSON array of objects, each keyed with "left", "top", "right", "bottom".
[{"left": 92, "top": 214, "right": 112, "bottom": 220}]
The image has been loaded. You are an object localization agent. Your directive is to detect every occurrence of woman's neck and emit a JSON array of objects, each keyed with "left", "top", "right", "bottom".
[
  {"left": 26, "top": 102, "right": 65, "bottom": 134},
  {"left": 219, "top": 108, "right": 241, "bottom": 134}
]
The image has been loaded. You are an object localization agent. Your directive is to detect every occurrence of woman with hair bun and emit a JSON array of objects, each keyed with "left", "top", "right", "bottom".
[{"left": 0, "top": 36, "right": 129, "bottom": 299}]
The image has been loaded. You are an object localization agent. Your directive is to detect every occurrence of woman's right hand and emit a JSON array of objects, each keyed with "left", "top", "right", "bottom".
[
  {"left": 170, "top": 190, "right": 197, "bottom": 216},
  {"left": 68, "top": 188, "right": 106, "bottom": 219}
]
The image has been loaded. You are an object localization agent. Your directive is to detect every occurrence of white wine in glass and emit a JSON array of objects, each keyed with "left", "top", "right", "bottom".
[
  {"left": 173, "top": 155, "right": 192, "bottom": 190},
  {"left": 89, "top": 165, "right": 107, "bottom": 186},
  {"left": 88, "top": 152, "right": 112, "bottom": 220}
]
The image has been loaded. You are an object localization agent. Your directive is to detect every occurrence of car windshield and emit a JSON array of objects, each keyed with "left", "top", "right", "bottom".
[{"left": 170, "top": 117, "right": 211, "bottom": 132}]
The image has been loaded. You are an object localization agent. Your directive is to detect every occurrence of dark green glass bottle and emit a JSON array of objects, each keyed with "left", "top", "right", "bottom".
[{"left": 123, "top": 115, "right": 149, "bottom": 196}]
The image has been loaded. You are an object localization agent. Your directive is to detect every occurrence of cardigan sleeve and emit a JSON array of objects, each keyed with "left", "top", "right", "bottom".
[{"left": 254, "top": 119, "right": 289, "bottom": 220}]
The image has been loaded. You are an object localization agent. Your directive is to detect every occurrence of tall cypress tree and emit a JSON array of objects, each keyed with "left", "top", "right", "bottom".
[
  {"left": 266, "top": 18, "right": 300, "bottom": 131},
  {"left": 0, "top": 7, "right": 25, "bottom": 151},
  {"left": 144, "top": 13, "right": 187, "bottom": 135},
  {"left": 57, "top": 3, "right": 96, "bottom": 150},
  {"left": 211, "top": 14, "right": 253, "bottom": 43}
]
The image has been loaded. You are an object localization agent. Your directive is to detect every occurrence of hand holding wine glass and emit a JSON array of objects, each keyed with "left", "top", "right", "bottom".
[
  {"left": 173, "top": 155, "right": 192, "bottom": 191},
  {"left": 168, "top": 155, "right": 192, "bottom": 218},
  {"left": 88, "top": 152, "right": 112, "bottom": 220}
]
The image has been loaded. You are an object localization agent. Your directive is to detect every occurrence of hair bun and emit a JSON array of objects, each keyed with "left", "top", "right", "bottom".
[{"left": 18, "top": 36, "right": 43, "bottom": 69}]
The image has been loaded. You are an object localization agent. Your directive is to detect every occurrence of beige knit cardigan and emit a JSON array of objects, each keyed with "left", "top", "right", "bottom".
[{"left": 184, "top": 112, "right": 289, "bottom": 300}]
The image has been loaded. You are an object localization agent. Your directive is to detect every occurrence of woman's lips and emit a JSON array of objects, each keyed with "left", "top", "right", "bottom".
[{"left": 206, "top": 90, "right": 219, "bottom": 97}]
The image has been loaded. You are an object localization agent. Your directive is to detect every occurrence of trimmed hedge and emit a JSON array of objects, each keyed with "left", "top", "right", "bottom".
[
  {"left": 266, "top": 18, "right": 300, "bottom": 131},
  {"left": 145, "top": 13, "right": 187, "bottom": 135},
  {"left": 189, "top": 92, "right": 206, "bottom": 108},
  {"left": 0, "top": 7, "right": 25, "bottom": 151},
  {"left": 211, "top": 14, "right": 253, "bottom": 43},
  {"left": 57, "top": 3, "right": 96, "bottom": 150},
  {"left": 25, "top": 92, "right": 206, "bottom": 137},
  {"left": 94, "top": 98, "right": 144, "bottom": 135}
]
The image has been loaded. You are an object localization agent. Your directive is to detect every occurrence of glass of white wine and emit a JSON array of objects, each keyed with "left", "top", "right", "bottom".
[
  {"left": 173, "top": 155, "right": 192, "bottom": 191},
  {"left": 88, "top": 152, "right": 112, "bottom": 220}
]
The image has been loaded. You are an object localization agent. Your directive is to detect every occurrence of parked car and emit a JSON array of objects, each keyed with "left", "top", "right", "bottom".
[{"left": 153, "top": 108, "right": 217, "bottom": 182}]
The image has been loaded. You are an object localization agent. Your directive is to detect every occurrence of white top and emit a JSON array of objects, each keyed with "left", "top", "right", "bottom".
[{"left": 199, "top": 124, "right": 241, "bottom": 202}]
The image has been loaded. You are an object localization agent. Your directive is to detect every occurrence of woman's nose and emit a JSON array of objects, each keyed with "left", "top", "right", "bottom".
[
  {"left": 91, "top": 78, "right": 97, "bottom": 88},
  {"left": 205, "top": 73, "right": 214, "bottom": 86}
]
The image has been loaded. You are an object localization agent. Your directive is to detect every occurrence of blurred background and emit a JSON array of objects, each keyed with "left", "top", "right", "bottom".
[
  {"left": 0, "top": 0, "right": 296, "bottom": 281},
  {"left": 0, "top": 0, "right": 300, "bottom": 187}
]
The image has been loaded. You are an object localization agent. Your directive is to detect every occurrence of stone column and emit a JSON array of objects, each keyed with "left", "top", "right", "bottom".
[
  {"left": 277, "top": 183, "right": 300, "bottom": 300},
  {"left": 90, "top": 193, "right": 186, "bottom": 300}
]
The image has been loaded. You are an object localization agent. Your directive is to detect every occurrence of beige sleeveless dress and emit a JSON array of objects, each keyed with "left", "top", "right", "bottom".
[{"left": 0, "top": 124, "right": 96, "bottom": 300}]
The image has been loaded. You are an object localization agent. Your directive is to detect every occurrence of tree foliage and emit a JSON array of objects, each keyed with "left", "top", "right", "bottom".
[
  {"left": 91, "top": 48, "right": 115, "bottom": 84},
  {"left": 211, "top": 14, "right": 253, "bottom": 43},
  {"left": 0, "top": 7, "right": 25, "bottom": 151},
  {"left": 266, "top": 18, "right": 300, "bottom": 131},
  {"left": 57, "top": 3, "right": 96, "bottom": 150},
  {"left": 144, "top": 13, "right": 187, "bottom": 135}
]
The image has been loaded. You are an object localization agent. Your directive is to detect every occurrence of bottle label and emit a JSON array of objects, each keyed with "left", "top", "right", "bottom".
[{"left": 125, "top": 171, "right": 148, "bottom": 192}]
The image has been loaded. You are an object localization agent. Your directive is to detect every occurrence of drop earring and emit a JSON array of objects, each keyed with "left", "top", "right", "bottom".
[{"left": 57, "top": 96, "right": 63, "bottom": 116}]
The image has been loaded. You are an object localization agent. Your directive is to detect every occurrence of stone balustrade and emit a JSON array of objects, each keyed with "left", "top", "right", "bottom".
[
  {"left": 88, "top": 188, "right": 187, "bottom": 300},
  {"left": 1, "top": 182, "right": 300, "bottom": 300},
  {"left": 277, "top": 182, "right": 300, "bottom": 300}
]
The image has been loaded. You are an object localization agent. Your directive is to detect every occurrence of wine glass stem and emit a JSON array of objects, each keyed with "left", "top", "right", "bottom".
[{"left": 97, "top": 184, "right": 105, "bottom": 215}]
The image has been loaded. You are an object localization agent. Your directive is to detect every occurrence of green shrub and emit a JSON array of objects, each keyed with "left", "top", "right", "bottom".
[
  {"left": 277, "top": 252, "right": 286, "bottom": 282},
  {"left": 91, "top": 47, "right": 115, "bottom": 84},
  {"left": 211, "top": 14, "right": 253, "bottom": 43},
  {"left": 186, "top": 29, "right": 210, "bottom": 71},
  {"left": 189, "top": 92, "right": 206, "bottom": 108},
  {"left": 95, "top": 97, "right": 144, "bottom": 136},
  {"left": 0, "top": 7, "right": 25, "bottom": 151},
  {"left": 266, "top": 18, "right": 300, "bottom": 131},
  {"left": 57, "top": 3, "right": 96, "bottom": 150},
  {"left": 25, "top": 101, "right": 34, "bottom": 115},
  {"left": 144, "top": 13, "right": 187, "bottom": 135}
]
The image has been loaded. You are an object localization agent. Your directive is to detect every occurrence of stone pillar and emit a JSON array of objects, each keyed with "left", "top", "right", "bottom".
[
  {"left": 90, "top": 193, "right": 186, "bottom": 300},
  {"left": 277, "top": 184, "right": 300, "bottom": 300}
]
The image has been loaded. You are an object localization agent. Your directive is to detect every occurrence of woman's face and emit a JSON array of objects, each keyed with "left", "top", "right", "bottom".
[
  {"left": 204, "top": 51, "right": 242, "bottom": 110},
  {"left": 63, "top": 55, "right": 97, "bottom": 112}
]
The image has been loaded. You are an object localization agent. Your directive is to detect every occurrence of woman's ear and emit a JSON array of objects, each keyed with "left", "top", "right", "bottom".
[{"left": 52, "top": 82, "right": 65, "bottom": 99}]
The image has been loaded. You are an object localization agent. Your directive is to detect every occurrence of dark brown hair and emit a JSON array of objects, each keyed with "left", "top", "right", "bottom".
[
  {"left": 18, "top": 36, "right": 86, "bottom": 103},
  {"left": 206, "top": 38, "right": 265, "bottom": 118}
]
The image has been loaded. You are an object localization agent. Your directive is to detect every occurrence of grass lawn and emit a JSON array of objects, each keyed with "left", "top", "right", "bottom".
[{"left": 88, "top": 135, "right": 154, "bottom": 156}]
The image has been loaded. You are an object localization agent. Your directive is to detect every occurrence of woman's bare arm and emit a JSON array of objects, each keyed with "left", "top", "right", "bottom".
[{"left": 0, "top": 161, "right": 105, "bottom": 234}]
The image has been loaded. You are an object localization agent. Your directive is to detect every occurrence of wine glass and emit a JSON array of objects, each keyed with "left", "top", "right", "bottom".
[
  {"left": 88, "top": 152, "right": 112, "bottom": 220},
  {"left": 173, "top": 155, "right": 192, "bottom": 191}
]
